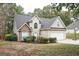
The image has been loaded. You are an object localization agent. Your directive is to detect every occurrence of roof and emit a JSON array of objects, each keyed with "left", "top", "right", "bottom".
[
  {"left": 40, "top": 17, "right": 57, "bottom": 29},
  {"left": 14, "top": 14, "right": 65, "bottom": 30},
  {"left": 14, "top": 14, "right": 32, "bottom": 29},
  {"left": 67, "top": 20, "right": 79, "bottom": 29}
]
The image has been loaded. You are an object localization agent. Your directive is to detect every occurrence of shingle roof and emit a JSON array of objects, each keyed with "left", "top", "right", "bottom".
[
  {"left": 14, "top": 14, "right": 62, "bottom": 29},
  {"left": 67, "top": 20, "right": 79, "bottom": 29},
  {"left": 40, "top": 17, "right": 56, "bottom": 29},
  {"left": 14, "top": 14, "right": 32, "bottom": 29}
]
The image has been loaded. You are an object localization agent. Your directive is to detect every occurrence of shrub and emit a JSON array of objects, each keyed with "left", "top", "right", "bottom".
[
  {"left": 49, "top": 38, "right": 56, "bottom": 43},
  {"left": 30, "top": 36, "right": 36, "bottom": 42},
  {"left": 24, "top": 36, "right": 31, "bottom": 43},
  {"left": 36, "top": 36, "right": 48, "bottom": 44},
  {"left": 11, "top": 34, "right": 17, "bottom": 41},
  {"left": 5, "top": 34, "right": 17, "bottom": 41},
  {"left": 24, "top": 36, "right": 36, "bottom": 43},
  {"left": 5, "top": 34, "right": 11, "bottom": 41}
]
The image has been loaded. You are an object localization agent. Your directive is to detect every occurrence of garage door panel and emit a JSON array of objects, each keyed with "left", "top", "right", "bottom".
[{"left": 50, "top": 32, "right": 65, "bottom": 40}]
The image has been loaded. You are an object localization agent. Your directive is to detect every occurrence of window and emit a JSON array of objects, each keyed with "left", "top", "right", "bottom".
[
  {"left": 57, "top": 22, "right": 59, "bottom": 26},
  {"left": 34, "top": 23, "right": 38, "bottom": 29}
]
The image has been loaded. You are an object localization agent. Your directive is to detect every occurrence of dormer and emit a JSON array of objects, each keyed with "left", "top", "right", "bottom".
[{"left": 29, "top": 15, "right": 41, "bottom": 30}]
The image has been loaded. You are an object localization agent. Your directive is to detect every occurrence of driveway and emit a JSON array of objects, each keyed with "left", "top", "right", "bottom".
[{"left": 57, "top": 39, "right": 79, "bottom": 45}]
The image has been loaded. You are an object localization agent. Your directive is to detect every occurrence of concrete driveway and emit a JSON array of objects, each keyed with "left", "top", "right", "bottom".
[{"left": 57, "top": 39, "right": 79, "bottom": 45}]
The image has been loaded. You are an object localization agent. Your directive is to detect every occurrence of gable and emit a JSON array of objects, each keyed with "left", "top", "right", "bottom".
[
  {"left": 50, "top": 17, "right": 66, "bottom": 28},
  {"left": 18, "top": 23, "right": 31, "bottom": 32},
  {"left": 14, "top": 14, "right": 32, "bottom": 30},
  {"left": 29, "top": 16, "right": 41, "bottom": 30}
]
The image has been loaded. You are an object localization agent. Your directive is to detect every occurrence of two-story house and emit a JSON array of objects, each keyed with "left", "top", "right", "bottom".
[{"left": 13, "top": 14, "right": 66, "bottom": 41}]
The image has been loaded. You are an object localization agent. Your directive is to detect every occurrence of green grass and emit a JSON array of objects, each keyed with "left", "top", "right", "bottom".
[
  {"left": 34, "top": 44, "right": 79, "bottom": 56},
  {"left": 0, "top": 41, "right": 11, "bottom": 46},
  {"left": 0, "top": 41, "right": 79, "bottom": 56},
  {"left": 66, "top": 33, "right": 79, "bottom": 40}
]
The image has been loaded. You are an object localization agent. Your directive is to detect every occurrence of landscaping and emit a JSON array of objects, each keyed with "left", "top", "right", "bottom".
[
  {"left": 66, "top": 33, "right": 79, "bottom": 40},
  {"left": 5, "top": 34, "right": 17, "bottom": 41},
  {"left": 0, "top": 41, "right": 79, "bottom": 56},
  {"left": 23, "top": 36, "right": 57, "bottom": 43}
]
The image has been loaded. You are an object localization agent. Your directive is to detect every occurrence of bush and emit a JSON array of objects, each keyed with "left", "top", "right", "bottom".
[
  {"left": 30, "top": 36, "right": 36, "bottom": 42},
  {"left": 36, "top": 37, "right": 48, "bottom": 44},
  {"left": 5, "top": 34, "right": 11, "bottom": 41},
  {"left": 23, "top": 36, "right": 36, "bottom": 43},
  {"left": 24, "top": 36, "right": 31, "bottom": 43},
  {"left": 5, "top": 34, "right": 17, "bottom": 41},
  {"left": 49, "top": 38, "right": 56, "bottom": 43}
]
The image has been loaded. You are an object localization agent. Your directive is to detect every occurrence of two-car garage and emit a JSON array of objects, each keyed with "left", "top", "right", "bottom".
[
  {"left": 40, "top": 30, "right": 66, "bottom": 41},
  {"left": 49, "top": 31, "right": 66, "bottom": 41}
]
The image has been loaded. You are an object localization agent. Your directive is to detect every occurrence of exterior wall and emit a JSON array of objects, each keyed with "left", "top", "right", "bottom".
[
  {"left": 29, "top": 16, "right": 41, "bottom": 37},
  {"left": 13, "top": 19, "right": 17, "bottom": 34},
  {"left": 50, "top": 19, "right": 64, "bottom": 28},
  {"left": 40, "top": 31, "right": 49, "bottom": 38}
]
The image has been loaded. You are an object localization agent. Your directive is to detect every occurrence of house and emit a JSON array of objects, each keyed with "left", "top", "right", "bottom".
[
  {"left": 67, "top": 20, "right": 79, "bottom": 33},
  {"left": 13, "top": 14, "right": 66, "bottom": 41}
]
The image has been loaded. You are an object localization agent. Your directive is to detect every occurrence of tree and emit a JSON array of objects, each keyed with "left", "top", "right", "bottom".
[
  {"left": 14, "top": 5, "right": 24, "bottom": 14},
  {"left": 56, "top": 3, "right": 79, "bottom": 19},
  {"left": 59, "top": 11, "right": 73, "bottom": 26},
  {"left": 27, "top": 3, "right": 72, "bottom": 26},
  {"left": 0, "top": 3, "right": 24, "bottom": 34},
  {"left": 6, "top": 4, "right": 24, "bottom": 34}
]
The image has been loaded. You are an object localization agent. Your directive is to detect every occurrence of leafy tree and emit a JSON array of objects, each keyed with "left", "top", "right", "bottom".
[
  {"left": 57, "top": 3, "right": 79, "bottom": 19},
  {"left": 60, "top": 11, "right": 73, "bottom": 26},
  {"left": 27, "top": 3, "right": 73, "bottom": 26},
  {"left": 0, "top": 3, "right": 24, "bottom": 34},
  {"left": 14, "top": 5, "right": 24, "bottom": 14}
]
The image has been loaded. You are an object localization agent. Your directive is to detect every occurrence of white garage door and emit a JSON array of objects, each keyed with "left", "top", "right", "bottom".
[
  {"left": 22, "top": 32, "right": 29, "bottom": 40},
  {"left": 50, "top": 32, "right": 64, "bottom": 40}
]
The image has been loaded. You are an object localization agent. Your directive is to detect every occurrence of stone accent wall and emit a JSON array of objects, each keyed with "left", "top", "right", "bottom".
[
  {"left": 18, "top": 24, "right": 31, "bottom": 41},
  {"left": 20, "top": 24, "right": 30, "bottom": 31}
]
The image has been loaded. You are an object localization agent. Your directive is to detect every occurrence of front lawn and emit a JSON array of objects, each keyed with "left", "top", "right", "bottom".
[
  {"left": 0, "top": 41, "right": 79, "bottom": 56},
  {"left": 0, "top": 41, "right": 11, "bottom": 46}
]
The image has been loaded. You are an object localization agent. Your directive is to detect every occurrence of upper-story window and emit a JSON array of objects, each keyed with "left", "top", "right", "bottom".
[
  {"left": 34, "top": 23, "right": 38, "bottom": 29},
  {"left": 57, "top": 22, "right": 59, "bottom": 26}
]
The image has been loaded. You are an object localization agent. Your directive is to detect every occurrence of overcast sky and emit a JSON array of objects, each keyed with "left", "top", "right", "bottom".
[
  {"left": 16, "top": 0, "right": 54, "bottom": 13},
  {"left": 15, "top": 0, "right": 70, "bottom": 14}
]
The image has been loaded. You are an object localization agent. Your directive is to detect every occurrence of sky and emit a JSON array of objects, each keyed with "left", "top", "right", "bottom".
[
  {"left": 16, "top": 0, "right": 56, "bottom": 13},
  {"left": 15, "top": 0, "right": 76, "bottom": 14}
]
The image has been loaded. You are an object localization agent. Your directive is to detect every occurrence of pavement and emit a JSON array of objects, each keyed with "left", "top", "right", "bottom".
[{"left": 57, "top": 39, "right": 79, "bottom": 45}]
